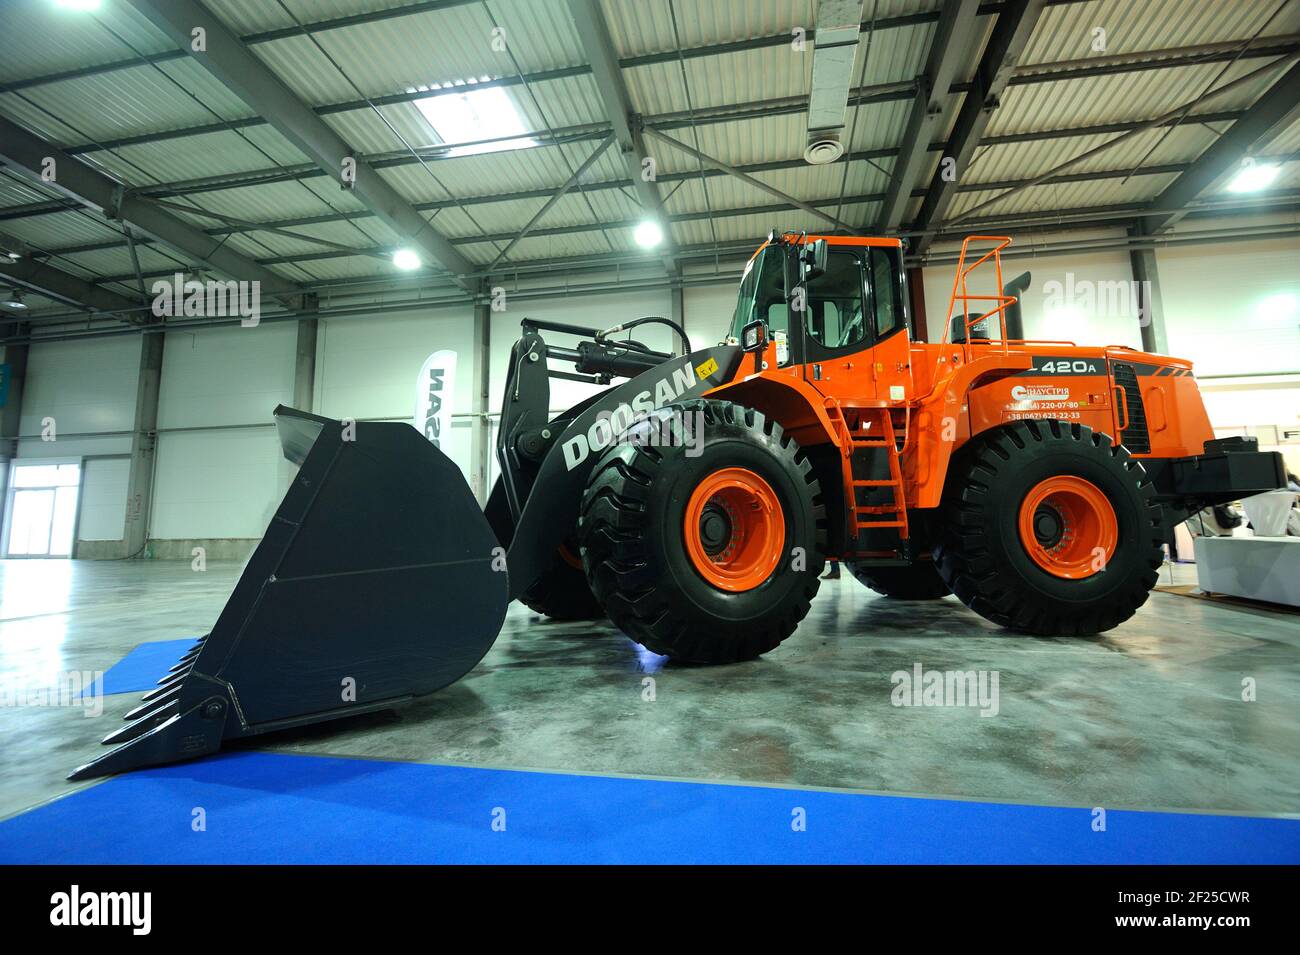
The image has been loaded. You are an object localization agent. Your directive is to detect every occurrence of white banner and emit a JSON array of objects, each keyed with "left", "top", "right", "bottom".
[{"left": 414, "top": 349, "right": 457, "bottom": 450}]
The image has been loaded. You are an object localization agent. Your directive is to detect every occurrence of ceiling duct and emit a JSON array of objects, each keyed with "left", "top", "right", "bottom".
[
  {"left": 805, "top": 0, "right": 865, "bottom": 166},
  {"left": 804, "top": 130, "right": 844, "bottom": 165}
]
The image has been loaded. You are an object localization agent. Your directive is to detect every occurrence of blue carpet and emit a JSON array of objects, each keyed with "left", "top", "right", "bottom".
[
  {"left": 81, "top": 638, "right": 198, "bottom": 698},
  {"left": 1, "top": 752, "right": 1295, "bottom": 864}
]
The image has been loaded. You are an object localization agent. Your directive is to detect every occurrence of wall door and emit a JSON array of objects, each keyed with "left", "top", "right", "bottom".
[{"left": 3, "top": 461, "right": 82, "bottom": 558}]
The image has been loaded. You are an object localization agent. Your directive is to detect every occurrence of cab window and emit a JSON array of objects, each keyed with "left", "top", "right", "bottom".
[
  {"left": 730, "top": 247, "right": 787, "bottom": 339},
  {"left": 804, "top": 249, "right": 866, "bottom": 350},
  {"left": 870, "top": 246, "right": 903, "bottom": 338}
]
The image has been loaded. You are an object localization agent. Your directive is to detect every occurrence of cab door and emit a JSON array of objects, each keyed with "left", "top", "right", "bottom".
[{"left": 799, "top": 245, "right": 912, "bottom": 406}]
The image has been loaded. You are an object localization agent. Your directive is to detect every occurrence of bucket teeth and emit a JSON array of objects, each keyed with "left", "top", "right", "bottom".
[
  {"left": 124, "top": 686, "right": 181, "bottom": 721},
  {"left": 69, "top": 702, "right": 225, "bottom": 782},
  {"left": 102, "top": 702, "right": 179, "bottom": 746},
  {"left": 137, "top": 676, "right": 184, "bottom": 704},
  {"left": 154, "top": 667, "right": 189, "bottom": 689}
]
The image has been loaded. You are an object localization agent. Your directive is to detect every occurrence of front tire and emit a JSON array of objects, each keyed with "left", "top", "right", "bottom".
[
  {"left": 935, "top": 420, "right": 1163, "bottom": 635},
  {"left": 578, "top": 400, "right": 825, "bottom": 663}
]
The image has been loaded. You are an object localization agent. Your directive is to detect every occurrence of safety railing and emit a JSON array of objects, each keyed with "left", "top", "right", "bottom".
[{"left": 941, "top": 235, "right": 1019, "bottom": 363}]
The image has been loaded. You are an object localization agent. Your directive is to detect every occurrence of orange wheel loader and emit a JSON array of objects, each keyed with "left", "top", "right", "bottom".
[{"left": 72, "top": 233, "right": 1286, "bottom": 780}]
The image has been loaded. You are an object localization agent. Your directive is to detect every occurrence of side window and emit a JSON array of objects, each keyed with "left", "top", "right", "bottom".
[
  {"left": 755, "top": 251, "right": 788, "bottom": 335},
  {"left": 870, "top": 246, "right": 902, "bottom": 338},
  {"left": 804, "top": 250, "right": 866, "bottom": 349}
]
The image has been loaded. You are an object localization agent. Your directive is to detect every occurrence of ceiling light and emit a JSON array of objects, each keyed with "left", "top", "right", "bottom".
[
  {"left": 4, "top": 290, "right": 28, "bottom": 311},
  {"left": 392, "top": 248, "right": 421, "bottom": 271},
  {"left": 634, "top": 220, "right": 664, "bottom": 249},
  {"left": 412, "top": 86, "right": 536, "bottom": 158},
  {"left": 1226, "top": 160, "right": 1280, "bottom": 193},
  {"left": 53, "top": 0, "right": 102, "bottom": 10}
]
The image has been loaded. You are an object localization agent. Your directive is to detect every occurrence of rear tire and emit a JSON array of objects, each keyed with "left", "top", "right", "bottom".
[
  {"left": 935, "top": 420, "right": 1163, "bottom": 635},
  {"left": 847, "top": 562, "right": 950, "bottom": 599},
  {"left": 488, "top": 476, "right": 603, "bottom": 621},
  {"left": 519, "top": 541, "right": 604, "bottom": 621},
  {"left": 578, "top": 399, "right": 825, "bottom": 663}
]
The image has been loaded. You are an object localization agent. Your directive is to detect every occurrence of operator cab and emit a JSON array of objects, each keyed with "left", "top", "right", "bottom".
[{"left": 729, "top": 231, "right": 913, "bottom": 403}]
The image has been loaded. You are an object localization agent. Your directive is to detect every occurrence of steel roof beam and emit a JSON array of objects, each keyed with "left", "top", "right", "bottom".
[
  {"left": 879, "top": 0, "right": 983, "bottom": 230},
  {"left": 566, "top": 0, "right": 678, "bottom": 272},
  {"left": 124, "top": 0, "right": 477, "bottom": 291},
  {"left": 79, "top": 159, "right": 1217, "bottom": 284},
  {"left": 0, "top": 115, "right": 299, "bottom": 299},
  {"left": 911, "top": 0, "right": 1048, "bottom": 254},
  {"left": 32, "top": 33, "right": 1290, "bottom": 166},
  {"left": 1145, "top": 58, "right": 1300, "bottom": 231},
  {"left": 643, "top": 128, "right": 859, "bottom": 233},
  {"left": 49, "top": 158, "right": 1221, "bottom": 270},
  {"left": 1, "top": 254, "right": 141, "bottom": 316}
]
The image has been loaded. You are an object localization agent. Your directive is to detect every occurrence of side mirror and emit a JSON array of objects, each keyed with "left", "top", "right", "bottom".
[
  {"left": 740, "top": 319, "right": 768, "bottom": 353},
  {"left": 802, "top": 238, "right": 828, "bottom": 281}
]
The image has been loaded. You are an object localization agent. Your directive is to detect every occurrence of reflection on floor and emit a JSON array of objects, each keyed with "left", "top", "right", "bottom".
[{"left": 0, "top": 558, "right": 1297, "bottom": 830}]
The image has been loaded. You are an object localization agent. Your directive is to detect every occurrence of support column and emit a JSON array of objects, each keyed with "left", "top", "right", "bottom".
[
  {"left": 293, "top": 318, "right": 318, "bottom": 412},
  {"left": 670, "top": 284, "right": 685, "bottom": 349},
  {"left": 0, "top": 329, "right": 30, "bottom": 462},
  {"left": 469, "top": 295, "right": 492, "bottom": 505},
  {"left": 0, "top": 327, "right": 31, "bottom": 540},
  {"left": 1128, "top": 224, "right": 1169, "bottom": 355},
  {"left": 123, "top": 330, "right": 164, "bottom": 558}
]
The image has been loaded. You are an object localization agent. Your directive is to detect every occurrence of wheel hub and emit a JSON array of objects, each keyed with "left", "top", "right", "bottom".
[
  {"left": 1017, "top": 475, "right": 1118, "bottom": 580},
  {"left": 683, "top": 467, "right": 785, "bottom": 592},
  {"left": 1032, "top": 504, "right": 1064, "bottom": 548},
  {"left": 699, "top": 503, "right": 733, "bottom": 555}
]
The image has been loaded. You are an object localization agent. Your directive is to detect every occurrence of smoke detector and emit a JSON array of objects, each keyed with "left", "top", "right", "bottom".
[{"left": 803, "top": 132, "right": 844, "bottom": 165}]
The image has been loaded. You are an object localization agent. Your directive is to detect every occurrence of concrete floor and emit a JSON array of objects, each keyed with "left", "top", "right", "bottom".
[{"left": 0, "top": 557, "right": 1297, "bottom": 824}]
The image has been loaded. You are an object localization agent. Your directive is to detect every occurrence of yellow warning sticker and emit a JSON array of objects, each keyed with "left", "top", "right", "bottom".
[{"left": 695, "top": 357, "right": 719, "bottom": 380}]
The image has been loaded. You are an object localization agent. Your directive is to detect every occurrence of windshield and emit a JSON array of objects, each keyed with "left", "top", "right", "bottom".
[{"left": 729, "top": 246, "right": 787, "bottom": 340}]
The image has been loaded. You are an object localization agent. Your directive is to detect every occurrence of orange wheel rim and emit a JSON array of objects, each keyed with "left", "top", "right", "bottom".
[
  {"left": 683, "top": 467, "right": 785, "bottom": 592},
  {"left": 557, "top": 542, "right": 583, "bottom": 570},
  {"left": 1017, "top": 475, "right": 1118, "bottom": 580}
]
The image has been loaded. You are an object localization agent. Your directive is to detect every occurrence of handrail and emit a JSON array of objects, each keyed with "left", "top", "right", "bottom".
[{"left": 941, "top": 235, "right": 1020, "bottom": 364}]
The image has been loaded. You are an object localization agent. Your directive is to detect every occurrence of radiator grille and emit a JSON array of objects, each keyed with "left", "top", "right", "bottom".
[{"left": 1110, "top": 362, "right": 1151, "bottom": 454}]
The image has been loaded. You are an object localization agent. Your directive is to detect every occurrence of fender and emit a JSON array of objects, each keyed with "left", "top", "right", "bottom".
[
  {"left": 907, "top": 353, "right": 1033, "bottom": 509},
  {"left": 505, "top": 344, "right": 743, "bottom": 599}
]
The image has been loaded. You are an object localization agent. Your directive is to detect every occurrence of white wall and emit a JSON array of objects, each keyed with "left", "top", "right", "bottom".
[
  {"left": 683, "top": 281, "right": 739, "bottom": 349},
  {"left": 16, "top": 336, "right": 139, "bottom": 458},
  {"left": 315, "top": 304, "right": 476, "bottom": 484},
  {"left": 14, "top": 336, "right": 141, "bottom": 548},
  {"left": 76, "top": 457, "right": 131, "bottom": 540},
  {"left": 1157, "top": 233, "right": 1300, "bottom": 378},
  {"left": 150, "top": 324, "right": 296, "bottom": 540}
]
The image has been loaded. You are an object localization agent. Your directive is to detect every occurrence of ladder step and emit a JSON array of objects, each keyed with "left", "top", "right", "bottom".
[
  {"left": 858, "top": 520, "right": 907, "bottom": 528},
  {"left": 852, "top": 479, "right": 899, "bottom": 487}
]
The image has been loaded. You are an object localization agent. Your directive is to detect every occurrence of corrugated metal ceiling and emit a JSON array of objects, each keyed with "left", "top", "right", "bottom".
[{"left": 0, "top": 0, "right": 1294, "bottom": 303}]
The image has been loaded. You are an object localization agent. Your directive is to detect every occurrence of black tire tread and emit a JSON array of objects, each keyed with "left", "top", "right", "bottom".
[
  {"left": 935, "top": 419, "right": 1163, "bottom": 635},
  {"left": 578, "top": 399, "right": 825, "bottom": 662}
]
